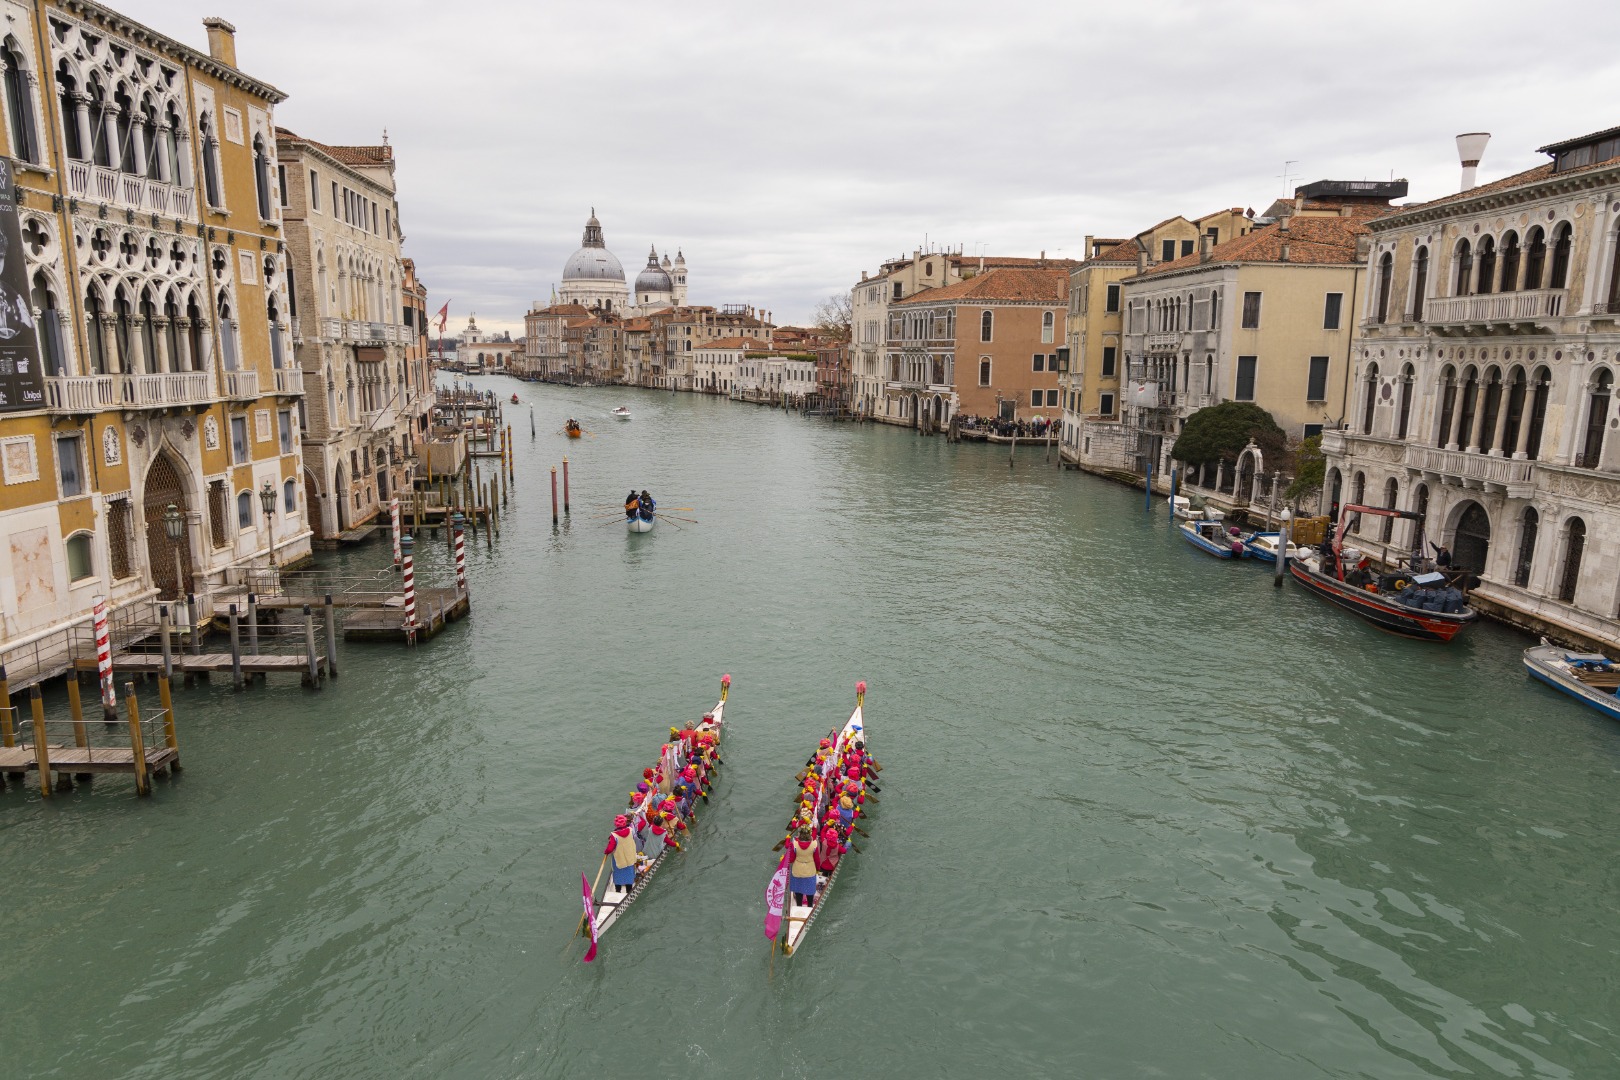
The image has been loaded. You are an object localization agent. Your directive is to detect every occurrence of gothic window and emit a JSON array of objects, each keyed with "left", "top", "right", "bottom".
[
  {"left": 1499, "top": 231, "right": 1521, "bottom": 293},
  {"left": 1479, "top": 367, "right": 1503, "bottom": 452},
  {"left": 1549, "top": 223, "right": 1573, "bottom": 289},
  {"left": 1381, "top": 478, "right": 1399, "bottom": 542},
  {"left": 253, "top": 134, "right": 273, "bottom": 220},
  {"left": 1523, "top": 227, "right": 1546, "bottom": 290},
  {"left": 1558, "top": 518, "right": 1586, "bottom": 603},
  {"left": 1476, "top": 236, "right": 1497, "bottom": 295},
  {"left": 1526, "top": 366, "right": 1551, "bottom": 460},
  {"left": 1513, "top": 507, "right": 1537, "bottom": 588},
  {"left": 139, "top": 288, "right": 158, "bottom": 373},
  {"left": 1453, "top": 239, "right": 1473, "bottom": 295},
  {"left": 32, "top": 270, "right": 64, "bottom": 376},
  {"left": 217, "top": 292, "right": 237, "bottom": 371},
  {"left": 3, "top": 38, "right": 39, "bottom": 164},
  {"left": 200, "top": 111, "right": 222, "bottom": 208},
  {"left": 1410, "top": 246, "right": 1429, "bottom": 319},
  {"left": 55, "top": 62, "right": 81, "bottom": 160},
  {"left": 1457, "top": 366, "right": 1480, "bottom": 449},
  {"left": 1361, "top": 362, "right": 1378, "bottom": 434},
  {"left": 1579, "top": 369, "right": 1611, "bottom": 469},
  {"left": 87, "top": 77, "right": 109, "bottom": 166},
  {"left": 1397, "top": 363, "right": 1414, "bottom": 440},
  {"left": 1375, "top": 252, "right": 1394, "bottom": 322}
]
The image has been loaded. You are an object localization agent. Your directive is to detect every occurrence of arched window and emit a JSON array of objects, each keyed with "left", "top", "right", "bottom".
[
  {"left": 1549, "top": 223, "right": 1573, "bottom": 289},
  {"left": 1502, "top": 366, "right": 1528, "bottom": 453},
  {"left": 163, "top": 101, "right": 183, "bottom": 185},
  {"left": 54, "top": 63, "right": 81, "bottom": 161},
  {"left": 65, "top": 531, "right": 95, "bottom": 582},
  {"left": 32, "top": 270, "right": 63, "bottom": 376},
  {"left": 1410, "top": 246, "right": 1429, "bottom": 320},
  {"left": 253, "top": 134, "right": 273, "bottom": 220},
  {"left": 1523, "top": 227, "right": 1546, "bottom": 290},
  {"left": 1350, "top": 471, "right": 1366, "bottom": 534},
  {"left": 1325, "top": 467, "right": 1343, "bottom": 515},
  {"left": 1476, "top": 236, "right": 1497, "bottom": 296},
  {"left": 1412, "top": 483, "right": 1430, "bottom": 540},
  {"left": 1361, "top": 361, "right": 1379, "bottom": 434},
  {"left": 1513, "top": 507, "right": 1538, "bottom": 588},
  {"left": 87, "top": 77, "right": 109, "bottom": 167},
  {"left": 1458, "top": 366, "right": 1480, "bottom": 449},
  {"left": 1375, "top": 251, "right": 1394, "bottom": 322},
  {"left": 1454, "top": 239, "right": 1473, "bottom": 295},
  {"left": 1381, "top": 477, "right": 1399, "bottom": 542},
  {"left": 1041, "top": 310, "right": 1054, "bottom": 343},
  {"left": 3, "top": 38, "right": 38, "bottom": 164},
  {"left": 1436, "top": 364, "right": 1458, "bottom": 448},
  {"left": 1479, "top": 367, "right": 1504, "bottom": 452},
  {"left": 199, "top": 112, "right": 222, "bottom": 209},
  {"left": 1397, "top": 363, "right": 1414, "bottom": 440},
  {"left": 1558, "top": 518, "right": 1586, "bottom": 603},
  {"left": 1526, "top": 366, "right": 1551, "bottom": 459},
  {"left": 283, "top": 478, "right": 297, "bottom": 514},
  {"left": 1499, "top": 231, "right": 1521, "bottom": 293},
  {"left": 139, "top": 289, "right": 158, "bottom": 373},
  {"left": 1579, "top": 369, "right": 1611, "bottom": 468},
  {"left": 217, "top": 292, "right": 237, "bottom": 370},
  {"left": 112, "top": 285, "right": 133, "bottom": 372},
  {"left": 980, "top": 310, "right": 993, "bottom": 342}
]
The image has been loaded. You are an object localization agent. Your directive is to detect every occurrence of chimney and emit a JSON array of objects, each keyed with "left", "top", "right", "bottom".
[
  {"left": 1199, "top": 234, "right": 1211, "bottom": 263},
  {"left": 1280, "top": 243, "right": 1291, "bottom": 263},
  {"left": 1457, "top": 132, "right": 1490, "bottom": 191},
  {"left": 1137, "top": 249, "right": 1148, "bottom": 274},
  {"left": 202, "top": 17, "right": 237, "bottom": 67}
]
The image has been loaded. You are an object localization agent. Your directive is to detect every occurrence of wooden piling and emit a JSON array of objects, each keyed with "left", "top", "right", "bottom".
[
  {"left": 507, "top": 425, "right": 514, "bottom": 476},
  {"left": 324, "top": 594, "right": 339, "bottom": 678},
  {"left": 159, "top": 676, "right": 180, "bottom": 769},
  {"left": 562, "top": 456, "right": 570, "bottom": 515},
  {"left": 550, "top": 466, "right": 558, "bottom": 526},
  {"left": 501, "top": 451, "right": 508, "bottom": 506},
  {"left": 159, "top": 604, "right": 173, "bottom": 678},
  {"left": 125, "top": 682, "right": 149, "bottom": 796},
  {"left": 0, "top": 663, "right": 13, "bottom": 748},
  {"left": 187, "top": 594, "right": 201, "bottom": 654},
  {"left": 247, "top": 594, "right": 259, "bottom": 656},
  {"left": 67, "top": 676, "right": 86, "bottom": 749},
  {"left": 485, "top": 482, "right": 494, "bottom": 548},
  {"left": 31, "top": 687, "right": 50, "bottom": 797},
  {"left": 302, "top": 606, "right": 319, "bottom": 687},
  {"left": 228, "top": 604, "right": 243, "bottom": 691}
]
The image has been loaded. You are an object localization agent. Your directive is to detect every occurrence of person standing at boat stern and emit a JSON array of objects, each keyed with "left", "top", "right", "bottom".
[
  {"left": 639, "top": 490, "right": 655, "bottom": 517},
  {"left": 789, "top": 827, "right": 819, "bottom": 907},
  {"left": 605, "top": 816, "right": 639, "bottom": 893}
]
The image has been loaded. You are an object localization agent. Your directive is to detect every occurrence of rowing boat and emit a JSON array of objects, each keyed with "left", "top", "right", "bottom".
[
  {"left": 627, "top": 508, "right": 655, "bottom": 533},
  {"left": 587, "top": 676, "right": 730, "bottom": 943},
  {"left": 777, "top": 683, "right": 870, "bottom": 958}
]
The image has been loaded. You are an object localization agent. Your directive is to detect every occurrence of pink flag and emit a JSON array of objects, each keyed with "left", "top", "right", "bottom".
[
  {"left": 764, "top": 859, "right": 789, "bottom": 942},
  {"left": 581, "top": 873, "right": 599, "bottom": 963}
]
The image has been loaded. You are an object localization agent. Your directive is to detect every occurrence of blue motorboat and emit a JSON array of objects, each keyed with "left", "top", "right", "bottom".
[
  {"left": 1241, "top": 531, "right": 1303, "bottom": 563},
  {"left": 1523, "top": 644, "right": 1620, "bottom": 720},
  {"left": 1179, "top": 518, "right": 1245, "bottom": 558}
]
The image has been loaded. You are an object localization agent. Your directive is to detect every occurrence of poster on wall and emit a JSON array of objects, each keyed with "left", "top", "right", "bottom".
[{"left": 0, "top": 158, "right": 42, "bottom": 412}]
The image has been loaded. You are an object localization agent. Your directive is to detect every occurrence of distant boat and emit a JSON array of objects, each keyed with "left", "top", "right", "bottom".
[
  {"left": 565, "top": 420, "right": 582, "bottom": 439},
  {"left": 1242, "top": 531, "right": 1303, "bottom": 563},
  {"left": 627, "top": 507, "right": 655, "bottom": 533},
  {"left": 1179, "top": 518, "right": 1245, "bottom": 558},
  {"left": 511, "top": 393, "right": 519, "bottom": 403},
  {"left": 611, "top": 406, "right": 632, "bottom": 420},
  {"left": 1523, "top": 644, "right": 1620, "bottom": 720}
]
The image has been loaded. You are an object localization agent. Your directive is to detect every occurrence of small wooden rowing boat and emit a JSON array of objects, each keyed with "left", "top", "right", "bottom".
[
  {"left": 1523, "top": 643, "right": 1620, "bottom": 720},
  {"left": 777, "top": 683, "right": 871, "bottom": 958},
  {"left": 627, "top": 508, "right": 655, "bottom": 533},
  {"left": 565, "top": 426, "right": 582, "bottom": 439},
  {"left": 586, "top": 676, "right": 730, "bottom": 943}
]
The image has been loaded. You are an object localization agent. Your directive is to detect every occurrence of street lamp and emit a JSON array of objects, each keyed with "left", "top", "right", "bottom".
[
  {"left": 162, "top": 502, "right": 185, "bottom": 600},
  {"left": 259, "top": 480, "right": 278, "bottom": 567}
]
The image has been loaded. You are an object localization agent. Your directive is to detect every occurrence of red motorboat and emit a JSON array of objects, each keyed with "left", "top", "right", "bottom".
[{"left": 1288, "top": 503, "right": 1479, "bottom": 642}]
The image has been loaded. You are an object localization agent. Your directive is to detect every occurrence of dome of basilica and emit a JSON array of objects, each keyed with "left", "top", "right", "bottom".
[
  {"left": 634, "top": 247, "right": 673, "bottom": 293},
  {"left": 563, "top": 211, "right": 625, "bottom": 282}
]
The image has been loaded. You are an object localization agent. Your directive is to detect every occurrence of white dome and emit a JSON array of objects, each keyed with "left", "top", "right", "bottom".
[{"left": 565, "top": 247, "right": 625, "bottom": 282}]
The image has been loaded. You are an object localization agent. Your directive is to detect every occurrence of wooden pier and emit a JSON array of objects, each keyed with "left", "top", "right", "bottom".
[
  {"left": 342, "top": 587, "right": 468, "bottom": 641},
  {"left": 0, "top": 678, "right": 182, "bottom": 797}
]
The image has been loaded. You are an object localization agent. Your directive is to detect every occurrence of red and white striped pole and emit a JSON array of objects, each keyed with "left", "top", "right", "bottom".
[
  {"left": 452, "top": 512, "right": 467, "bottom": 594},
  {"left": 390, "top": 497, "right": 402, "bottom": 567},
  {"left": 93, "top": 597, "right": 115, "bottom": 716},
  {"left": 400, "top": 534, "right": 417, "bottom": 646}
]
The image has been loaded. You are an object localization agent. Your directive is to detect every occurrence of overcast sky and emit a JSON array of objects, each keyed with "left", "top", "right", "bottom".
[{"left": 121, "top": 0, "right": 1620, "bottom": 334}]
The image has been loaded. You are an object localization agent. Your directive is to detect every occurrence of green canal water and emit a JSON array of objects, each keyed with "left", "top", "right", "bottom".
[{"left": 3, "top": 380, "right": 1617, "bottom": 1079}]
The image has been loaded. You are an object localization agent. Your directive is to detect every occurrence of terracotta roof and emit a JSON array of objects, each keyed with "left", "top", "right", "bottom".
[
  {"left": 947, "top": 255, "right": 1083, "bottom": 270},
  {"left": 695, "top": 336, "right": 771, "bottom": 350},
  {"left": 1092, "top": 237, "right": 1146, "bottom": 264},
  {"left": 1143, "top": 213, "right": 1380, "bottom": 275},
  {"left": 621, "top": 317, "right": 653, "bottom": 331},
  {"left": 1394, "top": 150, "right": 1620, "bottom": 216},
  {"left": 276, "top": 126, "right": 392, "bottom": 167},
  {"left": 1195, "top": 208, "right": 1245, "bottom": 223},
  {"left": 893, "top": 267, "right": 1069, "bottom": 305},
  {"left": 532, "top": 303, "right": 591, "bottom": 317}
]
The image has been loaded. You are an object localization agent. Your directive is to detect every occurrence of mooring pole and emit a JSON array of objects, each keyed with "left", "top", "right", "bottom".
[
  {"left": 228, "top": 604, "right": 243, "bottom": 692},
  {"left": 562, "top": 456, "right": 570, "bottom": 515},
  {"left": 31, "top": 686, "right": 50, "bottom": 797},
  {"left": 1275, "top": 511, "right": 1291, "bottom": 589},
  {"left": 303, "top": 605, "right": 319, "bottom": 687},
  {"left": 530, "top": 404, "right": 535, "bottom": 439},
  {"left": 324, "top": 594, "right": 339, "bottom": 678},
  {"left": 125, "top": 681, "right": 149, "bottom": 796},
  {"left": 246, "top": 593, "right": 259, "bottom": 657},
  {"left": 159, "top": 604, "right": 173, "bottom": 679},
  {"left": 187, "top": 593, "right": 201, "bottom": 655},
  {"left": 550, "top": 467, "right": 559, "bottom": 527}
]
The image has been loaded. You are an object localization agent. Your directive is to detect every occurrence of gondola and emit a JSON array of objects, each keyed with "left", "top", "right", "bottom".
[
  {"left": 775, "top": 683, "right": 871, "bottom": 959},
  {"left": 583, "top": 676, "right": 730, "bottom": 948},
  {"left": 1289, "top": 503, "right": 1478, "bottom": 642}
]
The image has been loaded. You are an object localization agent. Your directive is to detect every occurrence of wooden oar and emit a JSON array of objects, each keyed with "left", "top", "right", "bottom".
[
  {"left": 569, "top": 855, "right": 610, "bottom": 945},
  {"left": 661, "top": 515, "right": 699, "bottom": 524}
]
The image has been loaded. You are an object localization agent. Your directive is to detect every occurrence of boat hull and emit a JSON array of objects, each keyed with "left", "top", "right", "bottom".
[
  {"left": 566, "top": 430, "right": 581, "bottom": 439},
  {"left": 1242, "top": 532, "right": 1300, "bottom": 563},
  {"left": 782, "top": 703, "right": 867, "bottom": 958},
  {"left": 1288, "top": 561, "right": 1476, "bottom": 642},
  {"left": 627, "top": 515, "right": 655, "bottom": 533},
  {"left": 1523, "top": 646, "right": 1620, "bottom": 720},
  {"left": 1179, "top": 522, "right": 1243, "bottom": 558}
]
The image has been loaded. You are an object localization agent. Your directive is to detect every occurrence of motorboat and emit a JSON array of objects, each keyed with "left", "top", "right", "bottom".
[
  {"left": 1523, "top": 644, "right": 1620, "bottom": 720},
  {"left": 1170, "top": 495, "right": 1223, "bottom": 524},
  {"left": 1242, "top": 531, "right": 1303, "bottom": 563},
  {"left": 611, "top": 406, "right": 632, "bottom": 420},
  {"left": 1179, "top": 518, "right": 1245, "bottom": 558}
]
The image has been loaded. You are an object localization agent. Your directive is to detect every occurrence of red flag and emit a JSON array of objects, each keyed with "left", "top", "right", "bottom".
[
  {"left": 434, "top": 302, "right": 450, "bottom": 334},
  {"left": 763, "top": 856, "right": 789, "bottom": 942},
  {"left": 581, "top": 873, "right": 599, "bottom": 962}
]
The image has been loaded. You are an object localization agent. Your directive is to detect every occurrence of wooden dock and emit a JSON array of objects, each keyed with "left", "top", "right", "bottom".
[
  {"left": 343, "top": 587, "right": 468, "bottom": 642},
  {"left": 0, "top": 678, "right": 182, "bottom": 796},
  {"left": 81, "top": 653, "right": 327, "bottom": 677}
]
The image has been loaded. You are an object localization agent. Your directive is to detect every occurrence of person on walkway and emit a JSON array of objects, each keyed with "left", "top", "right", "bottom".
[
  {"left": 604, "top": 815, "right": 639, "bottom": 893},
  {"left": 788, "top": 826, "right": 819, "bottom": 908}
]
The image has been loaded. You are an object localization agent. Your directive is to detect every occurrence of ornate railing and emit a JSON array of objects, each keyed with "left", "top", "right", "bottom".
[
  {"left": 45, "top": 374, "right": 119, "bottom": 412},
  {"left": 1407, "top": 445, "right": 1535, "bottom": 492},
  {"left": 122, "top": 371, "right": 211, "bottom": 408},
  {"left": 1423, "top": 288, "right": 1567, "bottom": 324},
  {"left": 63, "top": 161, "right": 197, "bottom": 220},
  {"left": 222, "top": 370, "right": 259, "bottom": 400}
]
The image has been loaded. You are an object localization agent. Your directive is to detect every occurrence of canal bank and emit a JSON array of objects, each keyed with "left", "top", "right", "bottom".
[{"left": 2, "top": 380, "right": 1616, "bottom": 1079}]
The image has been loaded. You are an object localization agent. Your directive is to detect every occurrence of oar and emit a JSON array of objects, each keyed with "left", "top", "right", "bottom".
[
  {"left": 570, "top": 855, "right": 610, "bottom": 942},
  {"left": 661, "top": 515, "right": 700, "bottom": 524}
]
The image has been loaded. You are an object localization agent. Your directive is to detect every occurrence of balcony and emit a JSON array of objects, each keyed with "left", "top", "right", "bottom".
[
  {"left": 1407, "top": 444, "right": 1535, "bottom": 497},
  {"left": 222, "top": 370, "right": 259, "bottom": 400},
  {"left": 122, "top": 371, "right": 211, "bottom": 409},
  {"left": 1145, "top": 332, "right": 1182, "bottom": 350},
  {"left": 271, "top": 368, "right": 303, "bottom": 395},
  {"left": 1422, "top": 288, "right": 1567, "bottom": 329},
  {"left": 65, "top": 161, "right": 196, "bottom": 220},
  {"left": 45, "top": 375, "right": 118, "bottom": 413},
  {"left": 314, "top": 318, "right": 412, "bottom": 345}
]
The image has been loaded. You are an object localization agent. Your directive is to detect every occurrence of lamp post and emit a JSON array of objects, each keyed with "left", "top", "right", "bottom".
[
  {"left": 162, "top": 502, "right": 185, "bottom": 600},
  {"left": 259, "top": 480, "right": 278, "bottom": 567}
]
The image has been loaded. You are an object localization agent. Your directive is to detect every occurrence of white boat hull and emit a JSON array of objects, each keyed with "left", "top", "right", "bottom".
[
  {"left": 627, "top": 515, "right": 655, "bottom": 533},
  {"left": 591, "top": 697, "right": 726, "bottom": 939}
]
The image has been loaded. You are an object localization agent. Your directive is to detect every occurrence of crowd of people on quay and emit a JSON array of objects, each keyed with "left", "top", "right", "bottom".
[
  {"left": 955, "top": 414, "right": 1058, "bottom": 438},
  {"left": 778, "top": 732, "right": 881, "bottom": 909},
  {"left": 602, "top": 719, "right": 723, "bottom": 893}
]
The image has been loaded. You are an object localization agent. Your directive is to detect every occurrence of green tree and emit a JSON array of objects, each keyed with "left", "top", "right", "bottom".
[
  {"left": 1285, "top": 434, "right": 1324, "bottom": 503},
  {"left": 1170, "top": 401, "right": 1285, "bottom": 467}
]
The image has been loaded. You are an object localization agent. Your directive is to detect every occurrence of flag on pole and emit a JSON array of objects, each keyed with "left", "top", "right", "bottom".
[
  {"left": 434, "top": 302, "right": 450, "bottom": 334},
  {"left": 581, "top": 873, "right": 599, "bottom": 962},
  {"left": 763, "top": 856, "right": 789, "bottom": 942}
]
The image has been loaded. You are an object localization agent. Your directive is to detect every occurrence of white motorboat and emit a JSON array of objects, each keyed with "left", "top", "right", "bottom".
[{"left": 611, "top": 406, "right": 632, "bottom": 420}]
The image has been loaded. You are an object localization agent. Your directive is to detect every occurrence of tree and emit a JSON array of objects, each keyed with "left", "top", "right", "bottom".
[
  {"left": 1285, "top": 434, "right": 1324, "bottom": 503},
  {"left": 1170, "top": 401, "right": 1286, "bottom": 467},
  {"left": 813, "top": 292, "right": 852, "bottom": 339}
]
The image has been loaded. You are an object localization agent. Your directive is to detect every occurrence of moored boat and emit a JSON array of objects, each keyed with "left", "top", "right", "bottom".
[
  {"left": 1242, "top": 530, "right": 1303, "bottom": 563},
  {"left": 1179, "top": 518, "right": 1245, "bottom": 558},
  {"left": 771, "top": 682, "right": 874, "bottom": 959},
  {"left": 1170, "top": 495, "right": 1223, "bottom": 524},
  {"left": 582, "top": 676, "right": 731, "bottom": 950},
  {"left": 1523, "top": 644, "right": 1620, "bottom": 720},
  {"left": 1289, "top": 502, "right": 1478, "bottom": 642}
]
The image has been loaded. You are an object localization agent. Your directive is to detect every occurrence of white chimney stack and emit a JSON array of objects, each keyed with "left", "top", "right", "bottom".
[{"left": 1456, "top": 132, "right": 1491, "bottom": 192}]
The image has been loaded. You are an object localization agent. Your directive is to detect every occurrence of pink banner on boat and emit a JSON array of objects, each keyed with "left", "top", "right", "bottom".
[
  {"left": 581, "top": 873, "right": 599, "bottom": 963},
  {"left": 764, "top": 860, "right": 788, "bottom": 941}
]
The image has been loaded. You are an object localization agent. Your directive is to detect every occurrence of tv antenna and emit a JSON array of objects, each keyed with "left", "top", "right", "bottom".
[{"left": 1278, "top": 160, "right": 1300, "bottom": 194}]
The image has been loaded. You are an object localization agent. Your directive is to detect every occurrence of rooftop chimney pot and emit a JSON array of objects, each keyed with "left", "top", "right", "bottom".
[
  {"left": 202, "top": 17, "right": 237, "bottom": 67},
  {"left": 1457, "top": 132, "right": 1491, "bottom": 192}
]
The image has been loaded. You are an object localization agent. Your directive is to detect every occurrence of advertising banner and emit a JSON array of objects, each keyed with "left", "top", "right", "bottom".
[{"left": 0, "top": 158, "right": 42, "bottom": 412}]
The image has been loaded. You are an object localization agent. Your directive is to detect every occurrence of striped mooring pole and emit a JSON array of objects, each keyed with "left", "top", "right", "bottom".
[
  {"left": 400, "top": 534, "right": 417, "bottom": 646},
  {"left": 452, "top": 512, "right": 467, "bottom": 594},
  {"left": 390, "top": 497, "right": 402, "bottom": 567},
  {"left": 93, "top": 596, "right": 116, "bottom": 717}
]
